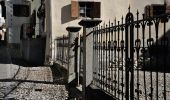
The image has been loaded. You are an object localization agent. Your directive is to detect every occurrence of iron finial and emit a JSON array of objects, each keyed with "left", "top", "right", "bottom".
[
  {"left": 137, "top": 9, "right": 139, "bottom": 15},
  {"left": 128, "top": 5, "right": 131, "bottom": 12},
  {"left": 122, "top": 15, "right": 124, "bottom": 24},
  {"left": 109, "top": 20, "right": 111, "bottom": 27}
]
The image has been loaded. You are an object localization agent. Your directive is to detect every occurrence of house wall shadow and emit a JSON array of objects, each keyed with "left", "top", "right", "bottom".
[{"left": 61, "top": 4, "right": 76, "bottom": 24}]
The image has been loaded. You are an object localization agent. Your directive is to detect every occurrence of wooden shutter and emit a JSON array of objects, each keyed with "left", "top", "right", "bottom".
[
  {"left": 90, "top": 2, "right": 101, "bottom": 18},
  {"left": 71, "top": 1, "right": 79, "bottom": 18}
]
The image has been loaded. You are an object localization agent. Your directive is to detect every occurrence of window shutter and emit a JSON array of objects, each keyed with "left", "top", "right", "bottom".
[
  {"left": 90, "top": 2, "right": 101, "bottom": 18},
  {"left": 71, "top": 1, "right": 79, "bottom": 18}
]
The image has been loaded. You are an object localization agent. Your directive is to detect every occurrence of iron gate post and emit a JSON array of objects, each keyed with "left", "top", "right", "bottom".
[
  {"left": 79, "top": 19, "right": 102, "bottom": 100},
  {"left": 125, "top": 12, "right": 134, "bottom": 100},
  {"left": 66, "top": 26, "right": 81, "bottom": 83}
]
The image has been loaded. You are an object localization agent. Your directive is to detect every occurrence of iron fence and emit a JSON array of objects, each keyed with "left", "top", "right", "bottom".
[
  {"left": 92, "top": 7, "right": 170, "bottom": 100},
  {"left": 55, "top": 36, "right": 69, "bottom": 68}
]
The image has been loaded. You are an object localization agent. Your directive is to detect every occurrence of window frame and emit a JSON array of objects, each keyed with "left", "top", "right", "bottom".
[{"left": 71, "top": 0, "right": 101, "bottom": 18}]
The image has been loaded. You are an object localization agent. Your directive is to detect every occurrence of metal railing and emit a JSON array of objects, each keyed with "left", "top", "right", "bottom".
[
  {"left": 55, "top": 36, "right": 69, "bottom": 69},
  {"left": 92, "top": 7, "right": 170, "bottom": 100}
]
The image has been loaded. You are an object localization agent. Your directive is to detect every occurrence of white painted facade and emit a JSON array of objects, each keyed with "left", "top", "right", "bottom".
[
  {"left": 5, "top": 0, "right": 41, "bottom": 44},
  {"left": 45, "top": 0, "right": 170, "bottom": 61}
]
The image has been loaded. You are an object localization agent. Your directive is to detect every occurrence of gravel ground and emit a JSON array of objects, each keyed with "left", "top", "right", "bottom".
[{"left": 0, "top": 67, "right": 68, "bottom": 100}]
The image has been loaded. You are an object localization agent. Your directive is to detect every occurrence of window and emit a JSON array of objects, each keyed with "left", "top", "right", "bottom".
[
  {"left": 79, "top": 2, "right": 92, "bottom": 17},
  {"left": 13, "top": 5, "right": 30, "bottom": 17},
  {"left": 71, "top": 1, "right": 101, "bottom": 18},
  {"left": 144, "top": 4, "right": 166, "bottom": 18},
  {"left": 0, "top": 1, "right": 6, "bottom": 18}
]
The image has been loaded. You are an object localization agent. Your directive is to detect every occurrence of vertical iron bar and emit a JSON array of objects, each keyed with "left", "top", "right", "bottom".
[
  {"left": 97, "top": 26, "right": 100, "bottom": 86},
  {"left": 148, "top": 7, "right": 153, "bottom": 100},
  {"left": 154, "top": 18, "right": 159, "bottom": 100},
  {"left": 121, "top": 16, "right": 124, "bottom": 100},
  {"left": 108, "top": 21, "right": 111, "bottom": 93},
  {"left": 103, "top": 25, "right": 106, "bottom": 91},
  {"left": 106, "top": 24, "right": 108, "bottom": 92},
  {"left": 130, "top": 15, "right": 134, "bottom": 100},
  {"left": 102, "top": 25, "right": 105, "bottom": 90},
  {"left": 125, "top": 12, "right": 134, "bottom": 100},
  {"left": 125, "top": 19, "right": 129, "bottom": 100},
  {"left": 136, "top": 10, "right": 140, "bottom": 100},
  {"left": 163, "top": 18, "right": 167, "bottom": 100},
  {"left": 98, "top": 25, "right": 102, "bottom": 88},
  {"left": 62, "top": 36, "right": 65, "bottom": 64},
  {"left": 117, "top": 21, "right": 121, "bottom": 99},
  {"left": 142, "top": 14, "right": 147, "bottom": 100},
  {"left": 111, "top": 23, "right": 114, "bottom": 94},
  {"left": 114, "top": 19, "right": 117, "bottom": 97}
]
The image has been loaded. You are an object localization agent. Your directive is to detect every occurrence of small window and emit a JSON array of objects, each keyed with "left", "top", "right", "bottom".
[
  {"left": 13, "top": 5, "right": 30, "bottom": 17},
  {"left": 79, "top": 2, "right": 92, "bottom": 17},
  {"left": 0, "top": 1, "right": 6, "bottom": 18},
  {"left": 144, "top": 4, "right": 166, "bottom": 18},
  {"left": 71, "top": 1, "right": 101, "bottom": 18}
]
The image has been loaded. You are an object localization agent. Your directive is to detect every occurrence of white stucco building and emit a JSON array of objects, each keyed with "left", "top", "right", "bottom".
[{"left": 44, "top": 0, "right": 170, "bottom": 62}]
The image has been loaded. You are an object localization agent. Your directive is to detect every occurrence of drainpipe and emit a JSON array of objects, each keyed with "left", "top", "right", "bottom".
[
  {"left": 79, "top": 19, "right": 102, "bottom": 100},
  {"left": 66, "top": 26, "right": 81, "bottom": 83}
]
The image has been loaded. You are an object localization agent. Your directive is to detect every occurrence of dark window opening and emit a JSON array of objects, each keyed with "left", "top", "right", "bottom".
[
  {"left": 144, "top": 4, "right": 166, "bottom": 18},
  {"left": 153, "top": 5, "right": 166, "bottom": 16},
  {"left": 13, "top": 5, "right": 30, "bottom": 17},
  {"left": 0, "top": 1, "right": 6, "bottom": 18}
]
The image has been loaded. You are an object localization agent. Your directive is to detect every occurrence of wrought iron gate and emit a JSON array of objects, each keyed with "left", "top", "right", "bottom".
[{"left": 92, "top": 7, "right": 170, "bottom": 100}]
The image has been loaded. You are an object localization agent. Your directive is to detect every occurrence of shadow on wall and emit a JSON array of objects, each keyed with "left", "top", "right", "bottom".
[
  {"left": 61, "top": 4, "right": 76, "bottom": 24},
  {"left": 141, "top": 29, "right": 170, "bottom": 72}
]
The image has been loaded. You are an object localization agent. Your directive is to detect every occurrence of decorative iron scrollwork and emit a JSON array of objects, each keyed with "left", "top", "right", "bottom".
[
  {"left": 147, "top": 20, "right": 153, "bottom": 26},
  {"left": 110, "top": 40, "right": 114, "bottom": 50},
  {"left": 161, "top": 16, "right": 169, "bottom": 23},
  {"left": 108, "top": 41, "right": 111, "bottom": 49},
  {"left": 113, "top": 41, "right": 117, "bottom": 49},
  {"left": 135, "top": 23, "right": 140, "bottom": 28},
  {"left": 135, "top": 39, "right": 141, "bottom": 50},
  {"left": 120, "top": 40, "right": 124, "bottom": 49},
  {"left": 147, "top": 38, "right": 154, "bottom": 47},
  {"left": 103, "top": 41, "right": 106, "bottom": 50}
]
